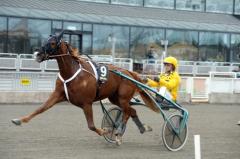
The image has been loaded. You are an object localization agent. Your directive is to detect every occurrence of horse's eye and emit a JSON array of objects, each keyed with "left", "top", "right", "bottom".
[{"left": 50, "top": 42, "right": 56, "bottom": 48}]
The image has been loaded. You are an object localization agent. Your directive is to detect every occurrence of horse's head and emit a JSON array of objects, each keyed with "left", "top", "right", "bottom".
[{"left": 34, "top": 32, "right": 65, "bottom": 63}]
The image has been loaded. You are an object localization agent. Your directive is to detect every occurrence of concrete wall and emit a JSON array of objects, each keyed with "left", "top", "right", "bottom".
[
  {"left": 209, "top": 93, "right": 240, "bottom": 104},
  {"left": 0, "top": 92, "right": 51, "bottom": 104}
]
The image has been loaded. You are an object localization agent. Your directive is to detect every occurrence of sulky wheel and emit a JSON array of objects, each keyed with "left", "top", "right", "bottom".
[
  {"left": 101, "top": 107, "right": 126, "bottom": 143},
  {"left": 162, "top": 114, "right": 188, "bottom": 151}
]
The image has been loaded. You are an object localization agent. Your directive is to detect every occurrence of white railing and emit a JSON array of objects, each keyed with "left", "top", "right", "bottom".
[
  {"left": 19, "top": 54, "right": 42, "bottom": 71},
  {"left": 209, "top": 72, "right": 240, "bottom": 93},
  {"left": 1, "top": 53, "right": 240, "bottom": 77},
  {"left": 44, "top": 60, "right": 58, "bottom": 71},
  {"left": 0, "top": 72, "right": 57, "bottom": 91},
  {"left": 114, "top": 58, "right": 133, "bottom": 71},
  {"left": 142, "top": 59, "right": 240, "bottom": 76},
  {"left": 89, "top": 55, "right": 113, "bottom": 64},
  {"left": 0, "top": 53, "right": 18, "bottom": 70},
  {"left": 0, "top": 70, "right": 239, "bottom": 104},
  {"left": 0, "top": 53, "right": 134, "bottom": 72}
]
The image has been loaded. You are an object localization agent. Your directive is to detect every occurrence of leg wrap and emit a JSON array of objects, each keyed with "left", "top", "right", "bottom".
[
  {"left": 116, "top": 122, "right": 125, "bottom": 135},
  {"left": 132, "top": 116, "right": 145, "bottom": 134}
]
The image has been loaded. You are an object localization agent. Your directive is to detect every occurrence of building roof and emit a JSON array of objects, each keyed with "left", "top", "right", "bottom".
[{"left": 0, "top": 0, "right": 240, "bottom": 33}]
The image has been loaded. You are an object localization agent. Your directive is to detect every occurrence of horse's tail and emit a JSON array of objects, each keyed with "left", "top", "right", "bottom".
[{"left": 128, "top": 71, "right": 160, "bottom": 113}]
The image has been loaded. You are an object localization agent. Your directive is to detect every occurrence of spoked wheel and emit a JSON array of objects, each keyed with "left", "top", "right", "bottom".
[
  {"left": 101, "top": 107, "right": 126, "bottom": 143},
  {"left": 162, "top": 114, "right": 188, "bottom": 151}
]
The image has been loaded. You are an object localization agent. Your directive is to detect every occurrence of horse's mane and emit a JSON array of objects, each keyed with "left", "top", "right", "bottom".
[{"left": 66, "top": 43, "right": 85, "bottom": 62}]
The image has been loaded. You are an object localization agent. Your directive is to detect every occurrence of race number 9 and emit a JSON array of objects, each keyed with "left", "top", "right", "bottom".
[
  {"left": 99, "top": 65, "right": 108, "bottom": 82},
  {"left": 100, "top": 66, "right": 107, "bottom": 77}
]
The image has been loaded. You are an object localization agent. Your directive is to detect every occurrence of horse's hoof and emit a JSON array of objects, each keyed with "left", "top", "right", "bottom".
[
  {"left": 143, "top": 124, "right": 152, "bottom": 132},
  {"left": 237, "top": 121, "right": 240, "bottom": 126},
  {"left": 115, "top": 136, "right": 122, "bottom": 146},
  {"left": 11, "top": 119, "right": 22, "bottom": 126},
  {"left": 116, "top": 138, "right": 122, "bottom": 146},
  {"left": 102, "top": 128, "right": 111, "bottom": 135}
]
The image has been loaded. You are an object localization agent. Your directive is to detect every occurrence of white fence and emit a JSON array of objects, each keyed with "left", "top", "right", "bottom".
[
  {"left": 209, "top": 72, "right": 240, "bottom": 94},
  {"left": 178, "top": 72, "right": 240, "bottom": 102},
  {"left": 142, "top": 59, "right": 240, "bottom": 76},
  {"left": 0, "top": 71, "right": 239, "bottom": 103},
  {"left": 0, "top": 72, "right": 57, "bottom": 91},
  {"left": 1, "top": 53, "right": 240, "bottom": 76},
  {"left": 0, "top": 53, "right": 133, "bottom": 72}
]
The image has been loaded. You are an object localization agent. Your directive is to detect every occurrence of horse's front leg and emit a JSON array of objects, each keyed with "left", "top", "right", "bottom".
[
  {"left": 82, "top": 103, "right": 108, "bottom": 136},
  {"left": 114, "top": 100, "right": 132, "bottom": 146},
  {"left": 11, "top": 90, "right": 65, "bottom": 126}
]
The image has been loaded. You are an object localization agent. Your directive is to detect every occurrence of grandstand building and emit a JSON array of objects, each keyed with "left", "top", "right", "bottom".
[{"left": 0, "top": 0, "right": 240, "bottom": 63}]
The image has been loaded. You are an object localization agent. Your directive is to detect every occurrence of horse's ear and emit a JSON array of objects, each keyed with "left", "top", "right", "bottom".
[
  {"left": 55, "top": 30, "right": 64, "bottom": 46},
  {"left": 57, "top": 30, "right": 64, "bottom": 41}
]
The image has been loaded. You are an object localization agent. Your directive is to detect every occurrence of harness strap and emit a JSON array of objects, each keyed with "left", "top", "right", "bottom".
[
  {"left": 86, "top": 60, "right": 98, "bottom": 81},
  {"left": 58, "top": 64, "right": 82, "bottom": 101},
  {"left": 86, "top": 60, "right": 102, "bottom": 98},
  {"left": 58, "top": 61, "right": 99, "bottom": 101}
]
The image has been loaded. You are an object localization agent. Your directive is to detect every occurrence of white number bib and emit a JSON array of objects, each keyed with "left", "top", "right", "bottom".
[{"left": 98, "top": 65, "right": 109, "bottom": 83}]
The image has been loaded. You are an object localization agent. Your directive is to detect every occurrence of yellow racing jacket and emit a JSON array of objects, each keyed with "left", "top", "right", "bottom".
[{"left": 146, "top": 71, "right": 181, "bottom": 101}]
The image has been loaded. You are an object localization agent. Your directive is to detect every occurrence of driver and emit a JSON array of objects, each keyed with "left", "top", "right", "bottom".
[{"left": 145, "top": 56, "right": 181, "bottom": 102}]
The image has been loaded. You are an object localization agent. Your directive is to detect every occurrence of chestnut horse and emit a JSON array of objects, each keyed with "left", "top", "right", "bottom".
[{"left": 11, "top": 32, "right": 159, "bottom": 145}]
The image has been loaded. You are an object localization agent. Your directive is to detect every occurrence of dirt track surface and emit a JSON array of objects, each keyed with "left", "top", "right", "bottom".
[{"left": 0, "top": 103, "right": 240, "bottom": 159}]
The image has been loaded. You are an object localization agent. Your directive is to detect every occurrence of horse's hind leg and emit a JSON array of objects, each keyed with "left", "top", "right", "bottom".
[
  {"left": 129, "top": 107, "right": 152, "bottom": 134},
  {"left": 11, "top": 91, "right": 65, "bottom": 126},
  {"left": 82, "top": 103, "right": 108, "bottom": 136},
  {"left": 109, "top": 95, "right": 152, "bottom": 137}
]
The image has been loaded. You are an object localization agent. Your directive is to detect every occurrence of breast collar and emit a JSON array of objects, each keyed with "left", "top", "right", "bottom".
[{"left": 58, "top": 61, "right": 98, "bottom": 101}]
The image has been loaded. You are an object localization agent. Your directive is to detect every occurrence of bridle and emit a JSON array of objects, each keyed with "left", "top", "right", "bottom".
[
  {"left": 40, "top": 34, "right": 97, "bottom": 79},
  {"left": 41, "top": 37, "right": 71, "bottom": 61}
]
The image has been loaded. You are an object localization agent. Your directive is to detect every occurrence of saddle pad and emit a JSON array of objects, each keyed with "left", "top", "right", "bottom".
[{"left": 87, "top": 60, "right": 109, "bottom": 83}]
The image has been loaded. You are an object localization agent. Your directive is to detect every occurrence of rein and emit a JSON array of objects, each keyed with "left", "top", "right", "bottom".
[{"left": 48, "top": 54, "right": 69, "bottom": 58}]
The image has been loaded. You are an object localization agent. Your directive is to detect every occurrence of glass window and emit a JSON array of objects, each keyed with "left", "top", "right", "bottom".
[
  {"left": 206, "top": 0, "right": 233, "bottom": 14},
  {"left": 83, "top": 23, "right": 92, "bottom": 32},
  {"left": 82, "top": 34, "right": 92, "bottom": 54},
  {"left": 93, "top": 24, "right": 129, "bottom": 58},
  {"left": 176, "top": 0, "right": 205, "bottom": 11},
  {"left": 52, "top": 21, "right": 62, "bottom": 33},
  {"left": 52, "top": 21, "right": 63, "bottom": 36},
  {"left": 8, "top": 18, "right": 28, "bottom": 54},
  {"left": 235, "top": 0, "right": 240, "bottom": 14},
  {"left": 199, "top": 32, "right": 230, "bottom": 62},
  {"left": 0, "top": 17, "right": 7, "bottom": 53},
  {"left": 111, "top": 0, "right": 143, "bottom": 6},
  {"left": 130, "top": 27, "right": 164, "bottom": 62},
  {"left": 62, "top": 34, "right": 82, "bottom": 50},
  {"left": 53, "top": 21, "right": 62, "bottom": 30},
  {"left": 76, "top": 0, "right": 109, "bottom": 3},
  {"left": 166, "top": 30, "right": 198, "bottom": 61},
  {"left": 231, "top": 34, "right": 240, "bottom": 62},
  {"left": 144, "top": 0, "right": 174, "bottom": 9},
  {"left": 28, "top": 19, "right": 51, "bottom": 54},
  {"left": 63, "top": 21, "right": 82, "bottom": 31}
]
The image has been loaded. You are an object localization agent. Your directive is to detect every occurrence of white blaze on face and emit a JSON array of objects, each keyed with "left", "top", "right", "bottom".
[
  {"left": 33, "top": 51, "right": 39, "bottom": 60},
  {"left": 33, "top": 51, "right": 42, "bottom": 63}
]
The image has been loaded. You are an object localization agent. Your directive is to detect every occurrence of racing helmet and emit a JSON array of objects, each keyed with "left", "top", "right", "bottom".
[{"left": 163, "top": 56, "right": 178, "bottom": 70}]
